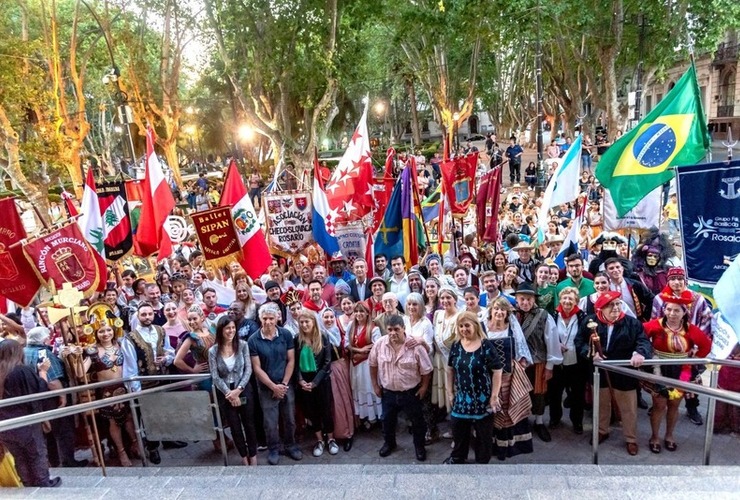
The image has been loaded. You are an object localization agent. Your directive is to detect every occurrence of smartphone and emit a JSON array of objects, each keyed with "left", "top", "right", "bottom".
[{"left": 38, "top": 349, "right": 47, "bottom": 362}]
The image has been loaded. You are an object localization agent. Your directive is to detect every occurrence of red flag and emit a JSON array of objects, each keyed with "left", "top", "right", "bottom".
[
  {"left": 60, "top": 189, "right": 79, "bottom": 217},
  {"left": 0, "top": 198, "right": 41, "bottom": 306},
  {"left": 477, "top": 167, "right": 502, "bottom": 243},
  {"left": 365, "top": 230, "right": 374, "bottom": 279},
  {"left": 135, "top": 126, "right": 175, "bottom": 261},
  {"left": 219, "top": 160, "right": 272, "bottom": 279},
  {"left": 384, "top": 147, "right": 395, "bottom": 178},
  {"left": 440, "top": 152, "right": 478, "bottom": 217}
]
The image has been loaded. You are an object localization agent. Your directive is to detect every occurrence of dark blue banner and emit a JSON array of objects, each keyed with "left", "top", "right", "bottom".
[{"left": 676, "top": 160, "right": 740, "bottom": 285}]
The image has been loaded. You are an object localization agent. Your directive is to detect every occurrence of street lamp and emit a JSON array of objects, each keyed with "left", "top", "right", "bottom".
[{"left": 238, "top": 124, "right": 254, "bottom": 142}]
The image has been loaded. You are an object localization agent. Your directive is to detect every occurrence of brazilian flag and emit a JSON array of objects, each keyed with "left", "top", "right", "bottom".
[{"left": 596, "top": 63, "right": 710, "bottom": 217}]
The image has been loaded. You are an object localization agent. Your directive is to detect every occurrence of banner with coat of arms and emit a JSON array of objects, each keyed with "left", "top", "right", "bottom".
[
  {"left": 191, "top": 207, "right": 242, "bottom": 266},
  {"left": 263, "top": 192, "right": 314, "bottom": 257},
  {"left": 0, "top": 197, "right": 42, "bottom": 306},
  {"left": 23, "top": 223, "right": 103, "bottom": 297},
  {"left": 440, "top": 152, "right": 479, "bottom": 217}
]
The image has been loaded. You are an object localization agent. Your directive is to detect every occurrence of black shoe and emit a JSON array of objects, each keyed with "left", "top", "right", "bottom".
[
  {"left": 415, "top": 446, "right": 427, "bottom": 462},
  {"left": 343, "top": 437, "right": 354, "bottom": 452},
  {"left": 534, "top": 424, "right": 552, "bottom": 442},
  {"left": 162, "top": 441, "right": 188, "bottom": 449},
  {"left": 573, "top": 423, "right": 584, "bottom": 435},
  {"left": 549, "top": 419, "right": 561, "bottom": 429},
  {"left": 637, "top": 396, "right": 649, "bottom": 409},
  {"left": 46, "top": 477, "right": 62, "bottom": 488},
  {"left": 147, "top": 449, "right": 161, "bottom": 465},
  {"left": 62, "top": 459, "right": 89, "bottom": 468},
  {"left": 379, "top": 442, "right": 396, "bottom": 457},
  {"left": 687, "top": 407, "right": 704, "bottom": 426}
]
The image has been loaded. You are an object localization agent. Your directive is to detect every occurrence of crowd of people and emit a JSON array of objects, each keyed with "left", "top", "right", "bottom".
[{"left": 0, "top": 139, "right": 738, "bottom": 489}]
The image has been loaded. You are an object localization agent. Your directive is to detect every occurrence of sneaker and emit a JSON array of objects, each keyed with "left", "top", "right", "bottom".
[
  {"left": 257, "top": 444, "right": 268, "bottom": 452},
  {"left": 687, "top": 407, "right": 704, "bottom": 426},
  {"left": 327, "top": 439, "right": 339, "bottom": 455},
  {"left": 312, "top": 441, "right": 325, "bottom": 457},
  {"left": 287, "top": 446, "right": 303, "bottom": 461},
  {"left": 267, "top": 450, "right": 280, "bottom": 465}
]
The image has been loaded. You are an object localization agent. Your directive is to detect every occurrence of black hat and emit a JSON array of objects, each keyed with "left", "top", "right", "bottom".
[
  {"left": 369, "top": 276, "right": 387, "bottom": 290},
  {"left": 513, "top": 282, "right": 538, "bottom": 296},
  {"left": 264, "top": 280, "right": 280, "bottom": 291}
]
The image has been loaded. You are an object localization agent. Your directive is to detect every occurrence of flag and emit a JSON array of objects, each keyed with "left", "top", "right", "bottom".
[
  {"left": 440, "top": 153, "right": 479, "bottom": 216},
  {"left": 596, "top": 63, "right": 710, "bottom": 216},
  {"left": 135, "top": 126, "right": 175, "bottom": 260},
  {"left": 602, "top": 187, "right": 661, "bottom": 231},
  {"left": 476, "top": 167, "right": 503, "bottom": 243},
  {"left": 365, "top": 229, "right": 375, "bottom": 279},
  {"left": 401, "top": 167, "right": 425, "bottom": 268},
  {"left": 325, "top": 103, "right": 375, "bottom": 222},
  {"left": 538, "top": 134, "right": 583, "bottom": 242},
  {"left": 311, "top": 153, "right": 341, "bottom": 255},
  {"left": 374, "top": 176, "right": 403, "bottom": 260},
  {"left": 553, "top": 217, "right": 581, "bottom": 269},
  {"left": 60, "top": 188, "right": 78, "bottom": 218},
  {"left": 712, "top": 255, "right": 740, "bottom": 359},
  {"left": 220, "top": 160, "right": 272, "bottom": 279},
  {"left": 0, "top": 198, "right": 41, "bottom": 306},
  {"left": 98, "top": 182, "right": 133, "bottom": 262},
  {"left": 78, "top": 168, "right": 106, "bottom": 261},
  {"left": 421, "top": 184, "right": 442, "bottom": 222},
  {"left": 384, "top": 147, "right": 395, "bottom": 178}
]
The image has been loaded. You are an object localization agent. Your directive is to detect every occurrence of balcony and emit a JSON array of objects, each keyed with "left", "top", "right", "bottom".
[{"left": 713, "top": 42, "right": 739, "bottom": 68}]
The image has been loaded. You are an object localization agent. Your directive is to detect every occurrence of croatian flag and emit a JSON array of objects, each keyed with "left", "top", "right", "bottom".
[
  {"left": 538, "top": 134, "right": 583, "bottom": 243},
  {"left": 312, "top": 152, "right": 340, "bottom": 255}
]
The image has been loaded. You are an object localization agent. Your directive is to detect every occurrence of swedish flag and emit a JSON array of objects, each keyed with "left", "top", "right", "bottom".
[{"left": 596, "top": 63, "right": 710, "bottom": 216}]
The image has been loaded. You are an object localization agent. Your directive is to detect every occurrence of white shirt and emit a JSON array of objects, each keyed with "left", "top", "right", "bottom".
[
  {"left": 122, "top": 325, "right": 175, "bottom": 392},
  {"left": 389, "top": 274, "right": 411, "bottom": 308},
  {"left": 406, "top": 316, "right": 434, "bottom": 354}
]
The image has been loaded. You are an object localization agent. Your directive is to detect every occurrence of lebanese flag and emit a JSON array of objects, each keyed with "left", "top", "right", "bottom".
[
  {"left": 77, "top": 169, "right": 108, "bottom": 290},
  {"left": 325, "top": 103, "right": 375, "bottom": 222},
  {"left": 135, "top": 126, "right": 175, "bottom": 261},
  {"left": 219, "top": 160, "right": 272, "bottom": 279}
]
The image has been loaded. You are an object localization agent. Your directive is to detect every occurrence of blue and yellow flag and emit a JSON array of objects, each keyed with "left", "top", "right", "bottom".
[{"left": 596, "top": 63, "right": 710, "bottom": 216}]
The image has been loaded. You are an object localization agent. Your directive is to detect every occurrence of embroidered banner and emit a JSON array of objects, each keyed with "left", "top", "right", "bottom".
[
  {"left": 263, "top": 192, "right": 313, "bottom": 256},
  {"left": 676, "top": 160, "right": 740, "bottom": 285},
  {"left": 23, "top": 223, "right": 103, "bottom": 297},
  {"left": 440, "top": 152, "right": 479, "bottom": 217},
  {"left": 333, "top": 221, "right": 367, "bottom": 265},
  {"left": 191, "top": 206, "right": 241, "bottom": 266},
  {"left": 0, "top": 198, "right": 41, "bottom": 306},
  {"left": 98, "top": 182, "right": 133, "bottom": 262}
]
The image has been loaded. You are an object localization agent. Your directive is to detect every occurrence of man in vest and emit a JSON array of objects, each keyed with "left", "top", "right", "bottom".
[{"left": 514, "top": 283, "right": 562, "bottom": 443}]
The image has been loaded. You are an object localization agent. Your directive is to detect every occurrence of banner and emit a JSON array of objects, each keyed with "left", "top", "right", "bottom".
[
  {"left": 476, "top": 167, "right": 503, "bottom": 243},
  {"left": 676, "top": 160, "right": 740, "bottom": 285},
  {"left": 264, "top": 192, "right": 313, "bottom": 256},
  {"left": 98, "top": 182, "right": 133, "bottom": 263},
  {"left": 372, "top": 176, "right": 395, "bottom": 232},
  {"left": 334, "top": 222, "right": 367, "bottom": 265},
  {"left": 191, "top": 207, "right": 242, "bottom": 266},
  {"left": 603, "top": 187, "right": 662, "bottom": 231},
  {"left": 0, "top": 197, "right": 42, "bottom": 306},
  {"left": 23, "top": 223, "right": 103, "bottom": 297},
  {"left": 440, "top": 152, "right": 479, "bottom": 217}
]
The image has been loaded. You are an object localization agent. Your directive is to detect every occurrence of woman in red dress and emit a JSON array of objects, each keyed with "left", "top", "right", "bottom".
[{"left": 643, "top": 291, "right": 711, "bottom": 453}]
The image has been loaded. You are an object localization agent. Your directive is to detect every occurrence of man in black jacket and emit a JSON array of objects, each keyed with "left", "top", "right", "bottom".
[
  {"left": 575, "top": 291, "right": 652, "bottom": 456},
  {"left": 348, "top": 258, "right": 371, "bottom": 302}
]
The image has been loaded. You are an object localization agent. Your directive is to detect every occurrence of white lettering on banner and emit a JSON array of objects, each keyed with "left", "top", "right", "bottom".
[{"left": 264, "top": 192, "right": 314, "bottom": 255}]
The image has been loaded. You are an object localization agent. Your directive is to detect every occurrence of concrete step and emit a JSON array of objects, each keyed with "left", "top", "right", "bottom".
[{"left": 3, "top": 464, "right": 738, "bottom": 499}]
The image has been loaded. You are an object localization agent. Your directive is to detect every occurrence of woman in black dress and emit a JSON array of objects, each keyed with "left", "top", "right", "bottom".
[{"left": 0, "top": 340, "right": 60, "bottom": 487}]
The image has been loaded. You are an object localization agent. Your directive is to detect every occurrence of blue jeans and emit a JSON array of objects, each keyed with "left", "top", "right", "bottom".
[
  {"left": 581, "top": 154, "right": 592, "bottom": 171},
  {"left": 257, "top": 384, "right": 297, "bottom": 453},
  {"left": 381, "top": 388, "right": 426, "bottom": 449},
  {"left": 668, "top": 219, "right": 680, "bottom": 238}
]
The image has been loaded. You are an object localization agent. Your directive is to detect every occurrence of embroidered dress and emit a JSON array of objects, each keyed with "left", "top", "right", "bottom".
[
  {"left": 349, "top": 323, "right": 382, "bottom": 421},
  {"left": 432, "top": 310, "right": 459, "bottom": 411}
]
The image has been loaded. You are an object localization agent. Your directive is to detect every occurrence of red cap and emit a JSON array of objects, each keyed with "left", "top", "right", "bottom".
[
  {"left": 594, "top": 291, "right": 622, "bottom": 310},
  {"left": 666, "top": 267, "right": 686, "bottom": 279}
]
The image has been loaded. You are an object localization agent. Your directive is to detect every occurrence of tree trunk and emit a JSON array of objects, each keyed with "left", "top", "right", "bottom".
[
  {"left": 163, "top": 141, "right": 182, "bottom": 188},
  {"left": 0, "top": 105, "right": 51, "bottom": 227},
  {"left": 405, "top": 76, "right": 422, "bottom": 146}
]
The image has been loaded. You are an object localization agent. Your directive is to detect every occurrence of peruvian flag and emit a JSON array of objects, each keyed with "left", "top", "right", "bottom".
[
  {"left": 76, "top": 168, "right": 108, "bottom": 290},
  {"left": 135, "top": 126, "right": 175, "bottom": 261},
  {"left": 219, "top": 160, "right": 272, "bottom": 279},
  {"left": 325, "top": 103, "right": 375, "bottom": 222}
]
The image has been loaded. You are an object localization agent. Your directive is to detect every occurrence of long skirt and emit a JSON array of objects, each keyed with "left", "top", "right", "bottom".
[
  {"left": 330, "top": 358, "right": 355, "bottom": 439},
  {"left": 350, "top": 360, "right": 382, "bottom": 422},
  {"left": 431, "top": 351, "right": 452, "bottom": 412},
  {"left": 493, "top": 365, "right": 534, "bottom": 460}
]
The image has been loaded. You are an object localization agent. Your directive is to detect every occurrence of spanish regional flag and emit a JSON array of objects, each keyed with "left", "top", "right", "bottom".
[{"left": 596, "top": 63, "right": 710, "bottom": 216}]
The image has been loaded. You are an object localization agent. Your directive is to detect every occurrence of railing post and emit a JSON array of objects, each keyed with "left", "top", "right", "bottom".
[
  {"left": 702, "top": 366, "right": 719, "bottom": 466},
  {"left": 211, "top": 385, "right": 229, "bottom": 466},
  {"left": 592, "top": 366, "right": 600, "bottom": 465},
  {"left": 129, "top": 397, "right": 148, "bottom": 467}
]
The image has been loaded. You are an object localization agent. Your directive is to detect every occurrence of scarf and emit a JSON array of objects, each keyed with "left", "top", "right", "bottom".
[
  {"left": 596, "top": 309, "right": 625, "bottom": 326},
  {"left": 299, "top": 345, "right": 317, "bottom": 373},
  {"left": 556, "top": 304, "right": 580, "bottom": 320}
]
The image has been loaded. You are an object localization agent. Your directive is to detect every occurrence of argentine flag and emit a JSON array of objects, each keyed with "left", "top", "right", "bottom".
[{"left": 537, "top": 134, "right": 583, "bottom": 243}]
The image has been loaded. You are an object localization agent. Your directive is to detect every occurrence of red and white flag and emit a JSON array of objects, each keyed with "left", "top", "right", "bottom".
[
  {"left": 60, "top": 188, "right": 79, "bottom": 217},
  {"left": 135, "top": 126, "right": 175, "bottom": 261},
  {"left": 325, "top": 103, "right": 374, "bottom": 222},
  {"left": 219, "top": 160, "right": 272, "bottom": 280},
  {"left": 78, "top": 168, "right": 106, "bottom": 261}
]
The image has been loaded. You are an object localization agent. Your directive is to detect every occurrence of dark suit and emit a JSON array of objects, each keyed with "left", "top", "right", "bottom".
[{"left": 348, "top": 278, "right": 371, "bottom": 302}]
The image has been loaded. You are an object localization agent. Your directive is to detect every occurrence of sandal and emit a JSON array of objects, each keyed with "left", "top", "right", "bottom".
[
  {"left": 664, "top": 440, "right": 677, "bottom": 452},
  {"left": 648, "top": 441, "right": 661, "bottom": 454}
]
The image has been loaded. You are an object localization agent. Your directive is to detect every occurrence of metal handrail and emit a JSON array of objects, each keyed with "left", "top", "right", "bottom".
[
  {"left": 0, "top": 374, "right": 210, "bottom": 433},
  {"left": 591, "top": 357, "right": 740, "bottom": 466}
]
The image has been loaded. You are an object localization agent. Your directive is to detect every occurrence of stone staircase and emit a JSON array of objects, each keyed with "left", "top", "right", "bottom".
[{"left": 4, "top": 464, "right": 739, "bottom": 499}]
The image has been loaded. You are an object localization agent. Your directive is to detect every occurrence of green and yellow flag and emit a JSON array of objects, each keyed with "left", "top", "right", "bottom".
[{"left": 596, "top": 63, "right": 710, "bottom": 216}]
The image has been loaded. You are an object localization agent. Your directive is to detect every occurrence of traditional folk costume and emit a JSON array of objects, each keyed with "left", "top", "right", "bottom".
[
  {"left": 432, "top": 309, "right": 459, "bottom": 412},
  {"left": 324, "top": 320, "right": 355, "bottom": 441},
  {"left": 348, "top": 320, "right": 382, "bottom": 422}
]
